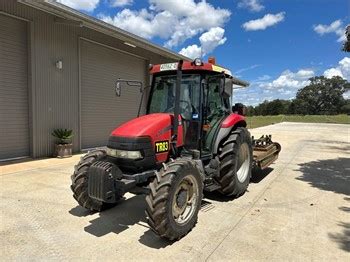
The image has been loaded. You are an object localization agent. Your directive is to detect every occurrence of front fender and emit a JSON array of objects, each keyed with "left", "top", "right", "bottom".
[{"left": 213, "top": 114, "right": 247, "bottom": 154}]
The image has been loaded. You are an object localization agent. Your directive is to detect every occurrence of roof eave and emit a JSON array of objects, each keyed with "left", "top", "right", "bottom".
[{"left": 18, "top": 0, "right": 191, "bottom": 62}]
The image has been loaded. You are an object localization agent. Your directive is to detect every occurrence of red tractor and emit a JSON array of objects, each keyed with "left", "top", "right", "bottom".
[{"left": 71, "top": 58, "right": 281, "bottom": 240}]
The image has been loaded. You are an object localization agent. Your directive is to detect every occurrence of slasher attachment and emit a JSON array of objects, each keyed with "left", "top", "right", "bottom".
[{"left": 252, "top": 135, "right": 281, "bottom": 170}]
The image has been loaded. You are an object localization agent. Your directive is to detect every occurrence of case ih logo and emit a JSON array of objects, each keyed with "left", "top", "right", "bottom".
[{"left": 155, "top": 141, "right": 169, "bottom": 153}]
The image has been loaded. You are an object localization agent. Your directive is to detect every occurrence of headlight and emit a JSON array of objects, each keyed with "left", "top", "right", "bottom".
[{"left": 106, "top": 148, "right": 142, "bottom": 159}]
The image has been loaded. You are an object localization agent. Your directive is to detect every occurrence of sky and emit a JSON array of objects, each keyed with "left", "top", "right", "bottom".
[{"left": 57, "top": 0, "right": 350, "bottom": 105}]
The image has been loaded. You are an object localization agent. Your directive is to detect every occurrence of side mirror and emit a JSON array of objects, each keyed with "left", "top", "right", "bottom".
[
  {"left": 232, "top": 103, "right": 247, "bottom": 116},
  {"left": 115, "top": 79, "right": 143, "bottom": 97},
  {"left": 223, "top": 78, "right": 233, "bottom": 98}
]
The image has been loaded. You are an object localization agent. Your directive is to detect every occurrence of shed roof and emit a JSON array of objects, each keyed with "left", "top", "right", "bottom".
[{"left": 18, "top": 0, "right": 191, "bottom": 62}]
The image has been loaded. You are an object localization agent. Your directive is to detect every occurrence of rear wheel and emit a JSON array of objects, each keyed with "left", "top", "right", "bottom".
[
  {"left": 145, "top": 159, "right": 203, "bottom": 240},
  {"left": 71, "top": 150, "right": 120, "bottom": 211},
  {"left": 216, "top": 127, "right": 253, "bottom": 197}
]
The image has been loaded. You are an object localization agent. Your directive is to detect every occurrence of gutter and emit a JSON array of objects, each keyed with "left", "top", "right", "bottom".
[{"left": 18, "top": 0, "right": 191, "bottom": 62}]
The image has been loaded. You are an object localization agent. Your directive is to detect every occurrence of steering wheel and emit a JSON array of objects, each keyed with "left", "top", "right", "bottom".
[{"left": 165, "top": 100, "right": 193, "bottom": 120}]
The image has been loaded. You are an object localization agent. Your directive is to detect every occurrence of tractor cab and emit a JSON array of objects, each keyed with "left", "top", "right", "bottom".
[{"left": 147, "top": 58, "right": 249, "bottom": 158}]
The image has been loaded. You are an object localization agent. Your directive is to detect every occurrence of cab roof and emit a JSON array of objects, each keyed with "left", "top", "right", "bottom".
[
  {"left": 150, "top": 61, "right": 249, "bottom": 87},
  {"left": 150, "top": 61, "right": 232, "bottom": 77}
]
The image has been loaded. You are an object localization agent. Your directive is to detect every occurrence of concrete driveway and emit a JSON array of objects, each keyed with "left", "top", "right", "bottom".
[{"left": 1, "top": 122, "right": 349, "bottom": 261}]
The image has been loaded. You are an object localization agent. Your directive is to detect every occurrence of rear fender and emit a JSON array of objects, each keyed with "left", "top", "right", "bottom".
[{"left": 212, "top": 114, "right": 247, "bottom": 154}]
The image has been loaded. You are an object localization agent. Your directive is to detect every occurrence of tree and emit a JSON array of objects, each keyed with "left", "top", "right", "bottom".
[
  {"left": 266, "top": 99, "right": 283, "bottom": 115},
  {"left": 343, "top": 25, "right": 350, "bottom": 52},
  {"left": 294, "top": 76, "right": 350, "bottom": 115},
  {"left": 246, "top": 105, "right": 255, "bottom": 116},
  {"left": 340, "top": 99, "right": 350, "bottom": 114},
  {"left": 247, "top": 99, "right": 291, "bottom": 116}
]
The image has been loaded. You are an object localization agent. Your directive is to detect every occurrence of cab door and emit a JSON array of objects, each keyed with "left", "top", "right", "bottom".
[{"left": 202, "top": 76, "right": 227, "bottom": 154}]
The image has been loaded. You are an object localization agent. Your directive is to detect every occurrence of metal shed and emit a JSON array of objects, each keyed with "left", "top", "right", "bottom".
[{"left": 0, "top": 0, "right": 189, "bottom": 161}]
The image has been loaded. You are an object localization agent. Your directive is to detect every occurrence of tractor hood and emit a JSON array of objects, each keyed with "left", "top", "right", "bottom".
[
  {"left": 111, "top": 113, "right": 173, "bottom": 138},
  {"left": 109, "top": 113, "right": 184, "bottom": 164}
]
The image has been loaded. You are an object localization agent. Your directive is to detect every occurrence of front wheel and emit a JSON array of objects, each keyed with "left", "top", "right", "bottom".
[{"left": 145, "top": 159, "right": 203, "bottom": 240}]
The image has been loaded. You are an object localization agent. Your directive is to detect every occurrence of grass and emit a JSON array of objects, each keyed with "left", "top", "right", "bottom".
[{"left": 246, "top": 114, "right": 350, "bottom": 129}]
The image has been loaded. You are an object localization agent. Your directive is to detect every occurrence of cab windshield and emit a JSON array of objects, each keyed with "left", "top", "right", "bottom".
[{"left": 148, "top": 74, "right": 200, "bottom": 120}]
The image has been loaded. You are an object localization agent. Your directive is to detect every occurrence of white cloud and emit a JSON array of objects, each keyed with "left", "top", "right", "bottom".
[
  {"left": 257, "top": 75, "right": 271, "bottom": 81},
  {"left": 323, "top": 57, "right": 350, "bottom": 80},
  {"left": 99, "top": 9, "right": 176, "bottom": 39},
  {"left": 260, "top": 69, "right": 315, "bottom": 89},
  {"left": 314, "top": 20, "right": 342, "bottom": 34},
  {"left": 344, "top": 91, "right": 350, "bottom": 99},
  {"left": 296, "top": 69, "right": 315, "bottom": 79},
  {"left": 233, "top": 68, "right": 314, "bottom": 106},
  {"left": 163, "top": 1, "right": 230, "bottom": 48},
  {"left": 235, "top": 58, "right": 350, "bottom": 106},
  {"left": 324, "top": 68, "right": 343, "bottom": 79},
  {"left": 235, "top": 64, "right": 261, "bottom": 75},
  {"left": 242, "top": 12, "right": 285, "bottom": 31},
  {"left": 109, "top": 0, "right": 133, "bottom": 7},
  {"left": 100, "top": 0, "right": 230, "bottom": 47},
  {"left": 238, "top": 0, "right": 264, "bottom": 12},
  {"left": 179, "top": 44, "right": 202, "bottom": 59},
  {"left": 149, "top": 0, "right": 195, "bottom": 16},
  {"left": 179, "top": 27, "right": 227, "bottom": 59},
  {"left": 313, "top": 20, "right": 346, "bottom": 42},
  {"left": 199, "top": 27, "right": 227, "bottom": 54},
  {"left": 57, "top": 0, "right": 99, "bottom": 11}
]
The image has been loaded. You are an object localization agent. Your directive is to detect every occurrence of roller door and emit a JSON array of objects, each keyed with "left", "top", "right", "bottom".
[
  {"left": 0, "top": 15, "right": 29, "bottom": 160},
  {"left": 80, "top": 40, "right": 146, "bottom": 149}
]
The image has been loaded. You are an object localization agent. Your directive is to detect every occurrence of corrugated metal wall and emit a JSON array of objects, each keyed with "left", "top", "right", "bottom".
[{"left": 0, "top": 0, "right": 175, "bottom": 158}]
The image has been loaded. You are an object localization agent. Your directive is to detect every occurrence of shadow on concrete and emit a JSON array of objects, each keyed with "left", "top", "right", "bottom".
[
  {"left": 325, "top": 145, "right": 350, "bottom": 153},
  {"left": 330, "top": 197, "right": 350, "bottom": 253},
  {"left": 138, "top": 230, "right": 174, "bottom": 249},
  {"left": 83, "top": 195, "right": 147, "bottom": 237},
  {"left": 296, "top": 157, "right": 350, "bottom": 196},
  {"left": 328, "top": 222, "right": 350, "bottom": 252},
  {"left": 69, "top": 206, "right": 97, "bottom": 217},
  {"left": 297, "top": 158, "right": 350, "bottom": 252},
  {"left": 304, "top": 139, "right": 350, "bottom": 154},
  {"left": 339, "top": 197, "right": 350, "bottom": 212},
  {"left": 69, "top": 195, "right": 212, "bottom": 248},
  {"left": 304, "top": 139, "right": 349, "bottom": 145},
  {"left": 250, "top": 167, "right": 273, "bottom": 183},
  {"left": 139, "top": 198, "right": 219, "bottom": 249},
  {"left": 203, "top": 168, "right": 273, "bottom": 202}
]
